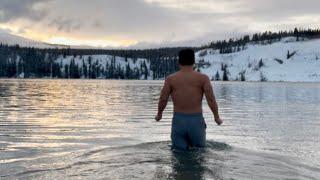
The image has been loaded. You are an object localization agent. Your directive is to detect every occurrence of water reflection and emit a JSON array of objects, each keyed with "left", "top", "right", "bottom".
[
  {"left": 169, "top": 141, "right": 231, "bottom": 180},
  {"left": 0, "top": 79, "right": 320, "bottom": 179},
  {"left": 170, "top": 150, "right": 206, "bottom": 180}
]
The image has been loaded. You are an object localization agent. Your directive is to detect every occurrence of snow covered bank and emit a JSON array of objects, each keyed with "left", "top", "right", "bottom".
[{"left": 195, "top": 38, "right": 320, "bottom": 82}]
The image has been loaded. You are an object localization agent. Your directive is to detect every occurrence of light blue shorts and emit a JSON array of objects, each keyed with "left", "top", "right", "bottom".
[{"left": 171, "top": 112, "right": 207, "bottom": 150}]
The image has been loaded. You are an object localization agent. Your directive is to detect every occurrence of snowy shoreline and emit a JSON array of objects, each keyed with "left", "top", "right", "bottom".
[
  {"left": 1, "top": 35, "right": 319, "bottom": 82},
  {"left": 1, "top": 77, "right": 319, "bottom": 83}
]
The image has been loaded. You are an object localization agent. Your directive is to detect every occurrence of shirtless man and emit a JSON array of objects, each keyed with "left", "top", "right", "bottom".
[{"left": 155, "top": 49, "right": 222, "bottom": 150}]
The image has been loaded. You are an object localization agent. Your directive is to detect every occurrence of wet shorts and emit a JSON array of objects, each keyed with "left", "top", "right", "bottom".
[{"left": 171, "top": 112, "right": 207, "bottom": 150}]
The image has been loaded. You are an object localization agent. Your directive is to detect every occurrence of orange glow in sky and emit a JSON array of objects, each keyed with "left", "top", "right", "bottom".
[{"left": 1, "top": 0, "right": 320, "bottom": 48}]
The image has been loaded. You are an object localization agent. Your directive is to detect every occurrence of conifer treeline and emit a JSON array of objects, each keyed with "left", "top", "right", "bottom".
[
  {"left": 203, "top": 28, "right": 320, "bottom": 54},
  {"left": 0, "top": 28, "right": 319, "bottom": 79},
  {"left": 0, "top": 44, "right": 179, "bottom": 79}
]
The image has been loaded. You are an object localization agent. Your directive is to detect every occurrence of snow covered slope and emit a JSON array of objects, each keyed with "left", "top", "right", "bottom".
[
  {"left": 7, "top": 32, "right": 318, "bottom": 82},
  {"left": 0, "top": 32, "right": 68, "bottom": 48},
  {"left": 0, "top": 32, "right": 115, "bottom": 49},
  {"left": 195, "top": 38, "right": 320, "bottom": 82},
  {"left": 56, "top": 54, "right": 152, "bottom": 79},
  {"left": 55, "top": 37, "right": 320, "bottom": 82}
]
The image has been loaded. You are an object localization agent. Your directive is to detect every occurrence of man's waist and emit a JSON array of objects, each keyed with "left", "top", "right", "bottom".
[{"left": 173, "top": 111, "right": 203, "bottom": 119}]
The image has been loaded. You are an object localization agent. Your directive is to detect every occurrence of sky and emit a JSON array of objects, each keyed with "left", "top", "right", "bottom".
[{"left": 0, "top": 0, "right": 320, "bottom": 48}]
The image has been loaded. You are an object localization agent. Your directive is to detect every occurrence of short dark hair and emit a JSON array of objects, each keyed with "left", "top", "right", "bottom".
[{"left": 179, "top": 49, "right": 195, "bottom": 66}]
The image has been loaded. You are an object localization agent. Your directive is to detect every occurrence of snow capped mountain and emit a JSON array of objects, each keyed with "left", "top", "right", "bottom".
[
  {"left": 0, "top": 32, "right": 118, "bottom": 49},
  {"left": 0, "top": 32, "right": 69, "bottom": 49},
  {"left": 195, "top": 37, "right": 320, "bottom": 82},
  {"left": 1, "top": 30, "right": 320, "bottom": 82}
]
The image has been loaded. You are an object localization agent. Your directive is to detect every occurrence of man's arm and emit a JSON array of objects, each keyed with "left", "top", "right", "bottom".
[
  {"left": 203, "top": 75, "right": 223, "bottom": 125},
  {"left": 155, "top": 77, "right": 171, "bottom": 121}
]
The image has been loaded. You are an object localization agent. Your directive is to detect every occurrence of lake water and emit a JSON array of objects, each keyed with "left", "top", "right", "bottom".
[{"left": 0, "top": 79, "right": 320, "bottom": 180}]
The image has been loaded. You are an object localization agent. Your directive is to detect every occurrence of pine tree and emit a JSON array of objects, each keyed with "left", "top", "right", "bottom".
[
  {"left": 260, "top": 72, "right": 267, "bottom": 82},
  {"left": 125, "top": 63, "right": 132, "bottom": 79},
  {"left": 258, "top": 59, "right": 264, "bottom": 68},
  {"left": 223, "top": 69, "right": 229, "bottom": 81},
  {"left": 64, "top": 64, "right": 69, "bottom": 78},
  {"left": 215, "top": 71, "right": 220, "bottom": 81},
  {"left": 294, "top": 28, "right": 299, "bottom": 41},
  {"left": 142, "top": 60, "right": 149, "bottom": 79},
  {"left": 240, "top": 71, "right": 246, "bottom": 81},
  {"left": 82, "top": 59, "right": 87, "bottom": 78}
]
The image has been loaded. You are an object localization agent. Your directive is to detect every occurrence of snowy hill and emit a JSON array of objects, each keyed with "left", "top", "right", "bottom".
[
  {"left": 55, "top": 55, "right": 151, "bottom": 79},
  {"left": 56, "top": 37, "right": 320, "bottom": 82},
  {"left": 195, "top": 37, "right": 320, "bottom": 82},
  {"left": 0, "top": 32, "right": 116, "bottom": 49},
  {"left": 2, "top": 32, "right": 319, "bottom": 82},
  {"left": 0, "top": 32, "right": 69, "bottom": 49}
]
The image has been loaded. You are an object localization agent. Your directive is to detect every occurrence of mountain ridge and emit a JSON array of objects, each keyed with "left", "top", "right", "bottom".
[{"left": 1, "top": 29, "right": 320, "bottom": 82}]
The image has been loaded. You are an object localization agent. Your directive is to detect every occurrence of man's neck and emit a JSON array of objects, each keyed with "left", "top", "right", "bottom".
[{"left": 180, "top": 66, "right": 194, "bottom": 72}]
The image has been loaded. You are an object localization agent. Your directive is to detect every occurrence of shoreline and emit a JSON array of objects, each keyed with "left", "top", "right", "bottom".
[{"left": 1, "top": 77, "right": 320, "bottom": 83}]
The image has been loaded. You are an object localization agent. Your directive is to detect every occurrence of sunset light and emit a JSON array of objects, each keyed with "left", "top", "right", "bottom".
[{"left": 1, "top": 0, "right": 320, "bottom": 179}]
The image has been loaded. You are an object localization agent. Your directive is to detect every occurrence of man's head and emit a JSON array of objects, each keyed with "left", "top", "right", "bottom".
[{"left": 179, "top": 49, "right": 195, "bottom": 66}]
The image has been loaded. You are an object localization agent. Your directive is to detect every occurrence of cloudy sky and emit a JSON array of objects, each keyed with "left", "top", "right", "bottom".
[{"left": 0, "top": 0, "right": 319, "bottom": 48}]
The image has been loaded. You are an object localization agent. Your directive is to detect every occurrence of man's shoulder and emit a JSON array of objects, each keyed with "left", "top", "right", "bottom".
[
  {"left": 168, "top": 71, "right": 209, "bottom": 80},
  {"left": 194, "top": 72, "right": 209, "bottom": 80},
  {"left": 166, "top": 72, "right": 178, "bottom": 80}
]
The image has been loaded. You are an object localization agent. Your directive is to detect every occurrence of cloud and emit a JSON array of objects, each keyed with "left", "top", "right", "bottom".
[
  {"left": 42, "top": 0, "right": 184, "bottom": 39},
  {"left": 241, "top": 0, "right": 320, "bottom": 18},
  {"left": 48, "top": 17, "right": 82, "bottom": 33},
  {"left": 0, "top": 27, "right": 12, "bottom": 34},
  {"left": 0, "top": 0, "right": 48, "bottom": 22},
  {"left": 0, "top": 0, "right": 320, "bottom": 47}
]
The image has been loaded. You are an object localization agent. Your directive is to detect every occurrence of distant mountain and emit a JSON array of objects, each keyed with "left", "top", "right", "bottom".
[
  {"left": 0, "top": 32, "right": 122, "bottom": 50},
  {"left": 1, "top": 29, "right": 320, "bottom": 82},
  {"left": 0, "top": 32, "right": 70, "bottom": 49}
]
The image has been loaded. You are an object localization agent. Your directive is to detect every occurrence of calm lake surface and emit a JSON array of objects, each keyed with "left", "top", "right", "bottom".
[{"left": 0, "top": 79, "right": 320, "bottom": 179}]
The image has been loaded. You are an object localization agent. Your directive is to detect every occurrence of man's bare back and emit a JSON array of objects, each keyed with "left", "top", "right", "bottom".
[
  {"left": 169, "top": 70, "right": 206, "bottom": 113},
  {"left": 155, "top": 66, "right": 222, "bottom": 125}
]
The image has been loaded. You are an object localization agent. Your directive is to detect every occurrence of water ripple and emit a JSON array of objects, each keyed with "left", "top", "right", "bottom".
[{"left": 0, "top": 79, "right": 320, "bottom": 179}]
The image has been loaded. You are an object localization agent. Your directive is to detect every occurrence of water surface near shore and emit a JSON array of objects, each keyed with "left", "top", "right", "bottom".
[{"left": 0, "top": 79, "right": 319, "bottom": 179}]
